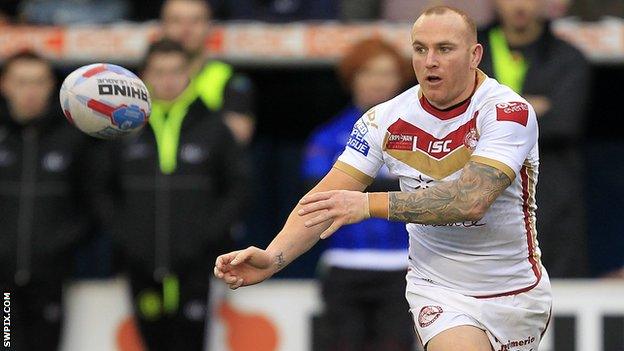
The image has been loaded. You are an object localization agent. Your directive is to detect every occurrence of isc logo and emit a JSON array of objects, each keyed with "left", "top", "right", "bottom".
[{"left": 427, "top": 140, "right": 451, "bottom": 154}]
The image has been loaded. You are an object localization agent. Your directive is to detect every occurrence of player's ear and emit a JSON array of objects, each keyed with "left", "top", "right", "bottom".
[{"left": 471, "top": 43, "right": 483, "bottom": 69}]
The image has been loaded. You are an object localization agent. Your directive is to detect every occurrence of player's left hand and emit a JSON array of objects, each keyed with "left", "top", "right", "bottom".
[{"left": 298, "top": 190, "right": 369, "bottom": 239}]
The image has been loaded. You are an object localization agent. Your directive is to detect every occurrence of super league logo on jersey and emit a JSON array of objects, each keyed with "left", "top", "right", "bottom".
[
  {"left": 496, "top": 102, "right": 529, "bottom": 126},
  {"left": 347, "top": 119, "right": 370, "bottom": 156}
]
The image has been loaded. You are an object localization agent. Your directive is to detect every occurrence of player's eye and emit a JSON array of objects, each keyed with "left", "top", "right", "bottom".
[
  {"left": 440, "top": 46, "right": 452, "bottom": 53},
  {"left": 413, "top": 46, "right": 426, "bottom": 54}
]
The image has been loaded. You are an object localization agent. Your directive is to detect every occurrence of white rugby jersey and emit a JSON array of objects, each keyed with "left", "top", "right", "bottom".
[{"left": 334, "top": 71, "right": 542, "bottom": 297}]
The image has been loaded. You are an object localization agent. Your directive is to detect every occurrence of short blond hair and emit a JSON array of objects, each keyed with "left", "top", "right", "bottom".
[{"left": 419, "top": 5, "right": 477, "bottom": 43}]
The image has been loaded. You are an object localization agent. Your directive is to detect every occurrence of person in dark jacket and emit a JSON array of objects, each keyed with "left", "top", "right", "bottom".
[
  {"left": 478, "top": 0, "right": 591, "bottom": 277},
  {"left": 0, "top": 51, "right": 99, "bottom": 350},
  {"left": 111, "top": 40, "right": 250, "bottom": 351},
  {"left": 160, "top": 0, "right": 256, "bottom": 145}
]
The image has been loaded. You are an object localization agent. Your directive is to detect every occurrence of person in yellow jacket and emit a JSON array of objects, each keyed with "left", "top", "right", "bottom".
[
  {"left": 111, "top": 39, "right": 250, "bottom": 351},
  {"left": 160, "top": 0, "right": 255, "bottom": 145}
]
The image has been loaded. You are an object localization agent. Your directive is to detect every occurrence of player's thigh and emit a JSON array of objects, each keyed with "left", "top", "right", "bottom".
[{"left": 427, "top": 325, "right": 493, "bottom": 351}]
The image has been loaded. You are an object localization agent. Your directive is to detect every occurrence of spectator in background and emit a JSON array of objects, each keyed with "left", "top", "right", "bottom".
[
  {"left": 0, "top": 52, "right": 99, "bottom": 350},
  {"left": 302, "top": 38, "right": 414, "bottom": 351},
  {"left": 111, "top": 40, "right": 249, "bottom": 351},
  {"left": 478, "top": 0, "right": 591, "bottom": 277},
  {"left": 160, "top": 0, "right": 256, "bottom": 145}
]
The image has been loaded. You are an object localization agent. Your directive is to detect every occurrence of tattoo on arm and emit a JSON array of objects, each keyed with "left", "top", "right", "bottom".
[
  {"left": 388, "top": 161, "right": 511, "bottom": 224},
  {"left": 275, "top": 252, "right": 286, "bottom": 270}
]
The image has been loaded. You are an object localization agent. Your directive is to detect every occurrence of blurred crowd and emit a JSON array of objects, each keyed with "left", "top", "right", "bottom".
[
  {"left": 0, "top": 0, "right": 623, "bottom": 24},
  {"left": 0, "top": 0, "right": 623, "bottom": 350}
]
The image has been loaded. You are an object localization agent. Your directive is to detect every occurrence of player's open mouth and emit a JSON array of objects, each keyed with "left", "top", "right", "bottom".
[{"left": 426, "top": 75, "right": 442, "bottom": 83}]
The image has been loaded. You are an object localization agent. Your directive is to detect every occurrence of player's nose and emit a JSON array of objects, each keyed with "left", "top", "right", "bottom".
[{"left": 425, "top": 51, "right": 439, "bottom": 68}]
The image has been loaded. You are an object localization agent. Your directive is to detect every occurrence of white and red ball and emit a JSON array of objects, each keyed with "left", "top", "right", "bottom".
[{"left": 59, "top": 63, "right": 151, "bottom": 138}]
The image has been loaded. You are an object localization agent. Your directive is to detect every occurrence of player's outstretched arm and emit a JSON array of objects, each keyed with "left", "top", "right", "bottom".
[
  {"left": 298, "top": 161, "right": 511, "bottom": 238},
  {"left": 214, "top": 167, "right": 367, "bottom": 289}
]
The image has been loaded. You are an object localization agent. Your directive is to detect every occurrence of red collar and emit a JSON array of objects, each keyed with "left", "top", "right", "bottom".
[{"left": 419, "top": 71, "right": 479, "bottom": 120}]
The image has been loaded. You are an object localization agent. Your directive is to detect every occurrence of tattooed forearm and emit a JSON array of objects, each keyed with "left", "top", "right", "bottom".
[
  {"left": 275, "top": 252, "right": 286, "bottom": 270},
  {"left": 389, "top": 161, "right": 511, "bottom": 224}
]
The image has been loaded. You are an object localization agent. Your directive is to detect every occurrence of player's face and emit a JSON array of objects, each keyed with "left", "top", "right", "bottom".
[
  {"left": 0, "top": 59, "right": 54, "bottom": 122},
  {"left": 143, "top": 52, "right": 189, "bottom": 101},
  {"left": 411, "top": 13, "right": 481, "bottom": 109},
  {"left": 352, "top": 53, "right": 404, "bottom": 110},
  {"left": 495, "top": 0, "right": 543, "bottom": 31},
  {"left": 161, "top": 0, "right": 210, "bottom": 54}
]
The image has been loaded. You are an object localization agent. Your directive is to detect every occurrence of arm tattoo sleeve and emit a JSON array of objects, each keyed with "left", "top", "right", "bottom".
[{"left": 388, "top": 161, "right": 511, "bottom": 224}]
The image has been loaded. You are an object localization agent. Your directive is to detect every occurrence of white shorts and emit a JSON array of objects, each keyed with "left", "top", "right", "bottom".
[{"left": 405, "top": 269, "right": 552, "bottom": 351}]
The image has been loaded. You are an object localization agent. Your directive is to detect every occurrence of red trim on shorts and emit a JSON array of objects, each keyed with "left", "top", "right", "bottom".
[
  {"left": 473, "top": 166, "right": 541, "bottom": 299},
  {"left": 473, "top": 275, "right": 541, "bottom": 299},
  {"left": 541, "top": 307, "right": 552, "bottom": 338}
]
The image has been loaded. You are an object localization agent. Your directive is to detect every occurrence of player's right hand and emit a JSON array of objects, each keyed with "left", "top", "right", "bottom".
[{"left": 214, "top": 246, "right": 274, "bottom": 290}]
